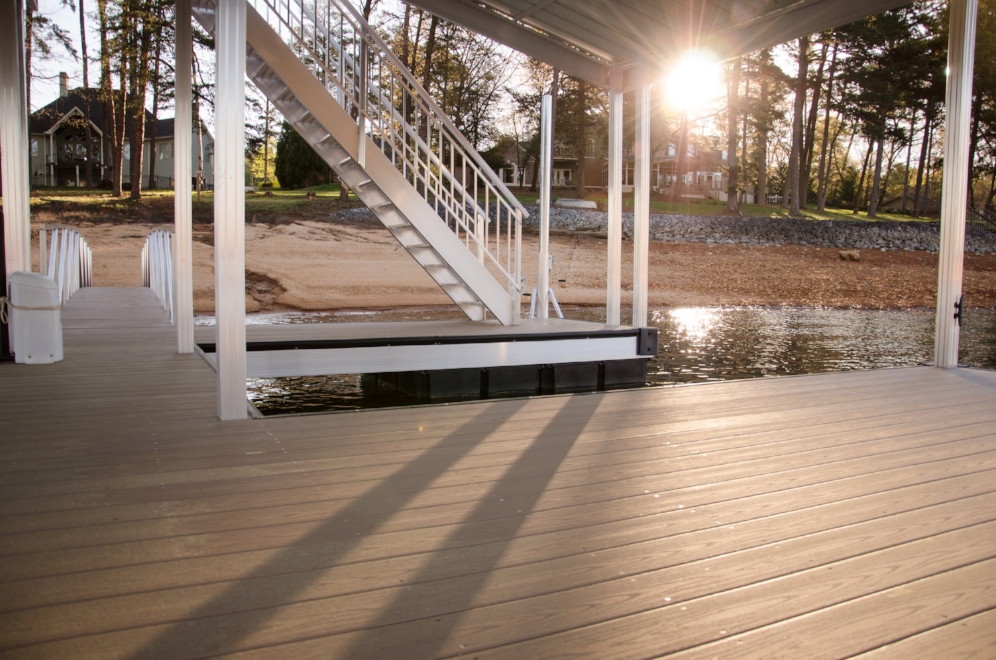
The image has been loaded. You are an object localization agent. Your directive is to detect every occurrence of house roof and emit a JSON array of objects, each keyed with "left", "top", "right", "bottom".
[
  {"left": 29, "top": 88, "right": 197, "bottom": 141},
  {"left": 408, "top": 0, "right": 910, "bottom": 89}
]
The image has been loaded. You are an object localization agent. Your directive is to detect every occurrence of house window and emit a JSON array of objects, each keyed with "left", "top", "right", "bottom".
[
  {"left": 623, "top": 163, "right": 634, "bottom": 186},
  {"left": 158, "top": 142, "right": 173, "bottom": 160},
  {"left": 123, "top": 143, "right": 131, "bottom": 160},
  {"left": 30, "top": 139, "right": 38, "bottom": 157}
]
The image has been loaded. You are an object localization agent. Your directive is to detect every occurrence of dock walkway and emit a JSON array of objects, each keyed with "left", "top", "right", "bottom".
[{"left": 2, "top": 287, "right": 996, "bottom": 658}]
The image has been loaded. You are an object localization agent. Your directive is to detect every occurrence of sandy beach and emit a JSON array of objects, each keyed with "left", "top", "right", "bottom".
[{"left": 31, "top": 212, "right": 996, "bottom": 314}]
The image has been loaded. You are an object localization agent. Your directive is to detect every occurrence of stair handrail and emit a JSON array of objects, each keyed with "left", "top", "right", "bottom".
[
  {"left": 250, "top": 0, "right": 525, "bottom": 295},
  {"left": 256, "top": 0, "right": 526, "bottom": 219},
  {"left": 38, "top": 223, "right": 92, "bottom": 305},
  {"left": 967, "top": 206, "right": 996, "bottom": 232},
  {"left": 141, "top": 229, "right": 174, "bottom": 324}
]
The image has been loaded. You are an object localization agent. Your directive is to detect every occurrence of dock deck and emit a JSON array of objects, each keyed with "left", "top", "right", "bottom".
[{"left": 2, "top": 287, "right": 996, "bottom": 659}]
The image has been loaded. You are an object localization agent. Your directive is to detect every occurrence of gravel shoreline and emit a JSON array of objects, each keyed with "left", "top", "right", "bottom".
[{"left": 331, "top": 206, "right": 996, "bottom": 255}]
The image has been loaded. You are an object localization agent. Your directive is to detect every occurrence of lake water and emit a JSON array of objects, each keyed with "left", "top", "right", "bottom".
[{"left": 210, "top": 306, "right": 996, "bottom": 415}]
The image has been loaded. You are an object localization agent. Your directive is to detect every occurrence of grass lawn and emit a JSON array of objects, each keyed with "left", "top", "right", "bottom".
[
  {"left": 9, "top": 184, "right": 930, "bottom": 224},
  {"left": 15, "top": 183, "right": 362, "bottom": 216},
  {"left": 511, "top": 189, "right": 930, "bottom": 223}
]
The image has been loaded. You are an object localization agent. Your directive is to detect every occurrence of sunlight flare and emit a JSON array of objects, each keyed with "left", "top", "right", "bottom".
[{"left": 664, "top": 49, "right": 723, "bottom": 112}]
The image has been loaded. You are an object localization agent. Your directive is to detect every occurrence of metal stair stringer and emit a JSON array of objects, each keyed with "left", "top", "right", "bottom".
[{"left": 194, "top": 0, "right": 516, "bottom": 324}]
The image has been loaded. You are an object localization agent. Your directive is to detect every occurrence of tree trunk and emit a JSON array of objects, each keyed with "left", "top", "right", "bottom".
[
  {"left": 128, "top": 1, "right": 155, "bottom": 201},
  {"left": 741, "top": 69, "right": 750, "bottom": 203},
  {"left": 853, "top": 139, "right": 873, "bottom": 214},
  {"left": 672, "top": 111, "right": 689, "bottom": 202},
  {"left": 550, "top": 68, "right": 559, "bottom": 152},
  {"left": 787, "top": 36, "right": 808, "bottom": 215},
  {"left": 263, "top": 100, "right": 271, "bottom": 184},
  {"left": 98, "top": 0, "right": 122, "bottom": 196},
  {"left": 867, "top": 131, "right": 886, "bottom": 218},
  {"left": 800, "top": 40, "right": 829, "bottom": 210},
  {"left": 193, "top": 52, "right": 203, "bottom": 202},
  {"left": 967, "top": 97, "right": 981, "bottom": 207},
  {"left": 913, "top": 115, "right": 931, "bottom": 218},
  {"left": 901, "top": 110, "right": 916, "bottom": 214},
  {"left": 725, "top": 57, "right": 741, "bottom": 213},
  {"left": 25, "top": 9, "right": 33, "bottom": 113},
  {"left": 816, "top": 41, "right": 838, "bottom": 211},
  {"left": 922, "top": 131, "right": 935, "bottom": 214},
  {"left": 985, "top": 161, "right": 995, "bottom": 210},
  {"left": 80, "top": 0, "right": 94, "bottom": 188},
  {"left": 576, "top": 79, "right": 586, "bottom": 198},
  {"left": 147, "top": 13, "right": 163, "bottom": 191},
  {"left": 756, "top": 80, "right": 768, "bottom": 206}
]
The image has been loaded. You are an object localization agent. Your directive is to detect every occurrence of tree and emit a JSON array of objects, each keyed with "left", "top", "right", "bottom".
[
  {"left": 274, "top": 122, "right": 330, "bottom": 189},
  {"left": 725, "top": 58, "right": 742, "bottom": 213}
]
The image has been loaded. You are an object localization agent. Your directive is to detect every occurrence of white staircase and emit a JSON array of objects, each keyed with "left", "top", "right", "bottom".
[{"left": 192, "top": 0, "right": 526, "bottom": 324}]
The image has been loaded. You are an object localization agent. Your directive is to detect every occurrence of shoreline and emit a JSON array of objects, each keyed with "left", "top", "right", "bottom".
[{"left": 29, "top": 211, "right": 996, "bottom": 313}]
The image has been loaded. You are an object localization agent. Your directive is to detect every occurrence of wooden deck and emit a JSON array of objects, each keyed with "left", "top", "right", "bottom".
[{"left": 2, "top": 287, "right": 996, "bottom": 659}]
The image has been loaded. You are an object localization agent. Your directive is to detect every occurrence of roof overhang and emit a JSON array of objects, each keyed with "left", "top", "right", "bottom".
[{"left": 406, "top": 0, "right": 913, "bottom": 90}]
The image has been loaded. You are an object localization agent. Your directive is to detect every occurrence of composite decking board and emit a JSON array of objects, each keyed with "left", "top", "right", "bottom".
[
  {"left": 5, "top": 413, "right": 996, "bottom": 557},
  {"left": 662, "top": 558, "right": 996, "bottom": 660},
  {"left": 5, "top": 392, "right": 992, "bottom": 511},
  {"left": 5, "top": 385, "right": 989, "bottom": 492},
  {"left": 6, "top": 458, "right": 995, "bottom": 622},
  {"left": 5, "top": 487, "right": 995, "bottom": 655},
  {"left": 0, "top": 368, "right": 986, "bottom": 478},
  {"left": 1, "top": 289, "right": 994, "bottom": 658},
  {"left": 5, "top": 432, "right": 996, "bottom": 586},
  {"left": 7, "top": 400, "right": 988, "bottom": 532},
  {"left": 850, "top": 608, "right": 996, "bottom": 658},
  {"left": 5, "top": 397, "right": 994, "bottom": 533}
]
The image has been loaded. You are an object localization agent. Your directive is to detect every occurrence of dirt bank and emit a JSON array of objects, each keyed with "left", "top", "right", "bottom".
[{"left": 31, "top": 214, "right": 996, "bottom": 313}]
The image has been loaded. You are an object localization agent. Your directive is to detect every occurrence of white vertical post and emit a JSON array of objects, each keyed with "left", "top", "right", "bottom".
[
  {"left": 606, "top": 65, "right": 623, "bottom": 326},
  {"left": 632, "top": 83, "right": 651, "bottom": 328},
  {"left": 934, "top": 0, "right": 978, "bottom": 369},
  {"left": 537, "top": 94, "right": 552, "bottom": 320},
  {"left": 0, "top": 0, "right": 32, "bottom": 287},
  {"left": 214, "top": 0, "right": 247, "bottom": 420},
  {"left": 39, "top": 227, "right": 48, "bottom": 275},
  {"left": 175, "top": 0, "right": 194, "bottom": 353},
  {"left": 514, "top": 208, "right": 522, "bottom": 325}
]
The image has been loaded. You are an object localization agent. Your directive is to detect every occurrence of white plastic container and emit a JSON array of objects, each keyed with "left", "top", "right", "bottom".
[{"left": 9, "top": 272, "right": 63, "bottom": 364}]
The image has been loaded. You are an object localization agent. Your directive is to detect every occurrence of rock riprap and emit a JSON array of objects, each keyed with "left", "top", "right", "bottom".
[{"left": 331, "top": 206, "right": 996, "bottom": 254}]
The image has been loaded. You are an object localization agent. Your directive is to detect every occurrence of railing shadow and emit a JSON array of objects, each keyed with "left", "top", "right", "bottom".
[
  {"left": 339, "top": 393, "right": 600, "bottom": 658},
  {"left": 126, "top": 398, "right": 530, "bottom": 660}
]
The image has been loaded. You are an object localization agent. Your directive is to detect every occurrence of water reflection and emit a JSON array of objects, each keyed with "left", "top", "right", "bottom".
[{"left": 217, "top": 306, "right": 996, "bottom": 415}]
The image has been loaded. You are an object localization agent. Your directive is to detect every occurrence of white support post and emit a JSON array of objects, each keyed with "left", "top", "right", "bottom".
[
  {"left": 632, "top": 82, "right": 651, "bottom": 328},
  {"left": 0, "top": 0, "right": 32, "bottom": 288},
  {"left": 174, "top": 0, "right": 195, "bottom": 354},
  {"left": 214, "top": 0, "right": 247, "bottom": 420},
  {"left": 606, "top": 65, "right": 623, "bottom": 326},
  {"left": 537, "top": 94, "right": 552, "bottom": 320},
  {"left": 934, "top": 0, "right": 978, "bottom": 369}
]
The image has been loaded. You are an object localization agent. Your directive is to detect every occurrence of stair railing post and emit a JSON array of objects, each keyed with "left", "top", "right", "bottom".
[
  {"left": 514, "top": 208, "right": 522, "bottom": 325},
  {"left": 39, "top": 226, "right": 48, "bottom": 275},
  {"left": 538, "top": 94, "right": 552, "bottom": 320},
  {"left": 357, "top": 37, "right": 367, "bottom": 168}
]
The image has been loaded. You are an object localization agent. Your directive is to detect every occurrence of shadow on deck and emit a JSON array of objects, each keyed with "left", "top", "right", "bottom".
[{"left": 2, "top": 287, "right": 996, "bottom": 658}]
